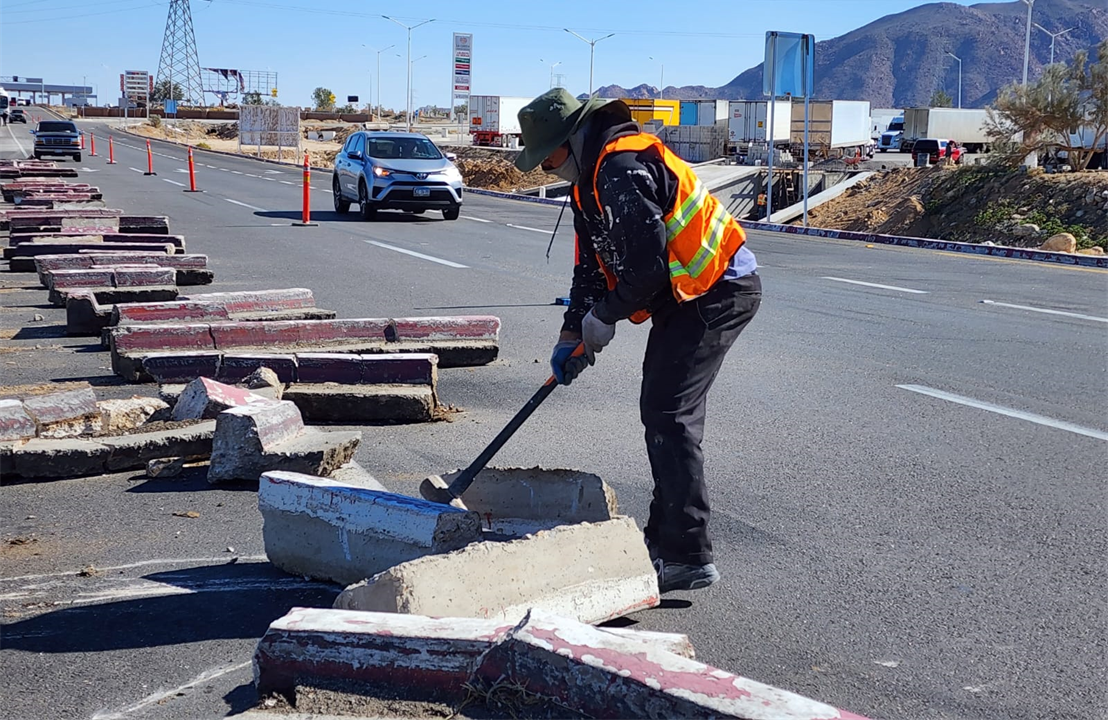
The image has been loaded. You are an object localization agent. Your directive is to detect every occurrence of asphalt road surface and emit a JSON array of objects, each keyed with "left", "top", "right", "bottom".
[{"left": 1, "top": 119, "right": 1105, "bottom": 720}]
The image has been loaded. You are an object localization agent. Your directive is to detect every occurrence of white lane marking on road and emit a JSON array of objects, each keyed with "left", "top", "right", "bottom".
[
  {"left": 231, "top": 170, "right": 243, "bottom": 174},
  {"left": 980, "top": 299, "right": 1108, "bottom": 324},
  {"left": 128, "top": 167, "right": 143, "bottom": 173},
  {"left": 5, "top": 123, "right": 29, "bottom": 157},
  {"left": 89, "top": 661, "right": 253, "bottom": 720},
  {"left": 462, "top": 215, "right": 492, "bottom": 223},
  {"left": 0, "top": 555, "right": 268, "bottom": 583},
  {"left": 0, "top": 575, "right": 330, "bottom": 606},
  {"left": 224, "top": 198, "right": 266, "bottom": 212},
  {"left": 822, "top": 276, "right": 929, "bottom": 294},
  {"left": 506, "top": 223, "right": 553, "bottom": 234},
  {"left": 245, "top": 173, "right": 259, "bottom": 178},
  {"left": 175, "top": 167, "right": 188, "bottom": 173},
  {"left": 279, "top": 180, "right": 294, "bottom": 185},
  {"left": 78, "top": 167, "right": 100, "bottom": 172},
  {"left": 364, "top": 240, "right": 468, "bottom": 269},
  {"left": 205, "top": 164, "right": 216, "bottom": 168},
  {"left": 897, "top": 384, "right": 1108, "bottom": 441},
  {"left": 218, "top": 167, "right": 229, "bottom": 172},
  {"left": 162, "top": 178, "right": 186, "bottom": 187}
]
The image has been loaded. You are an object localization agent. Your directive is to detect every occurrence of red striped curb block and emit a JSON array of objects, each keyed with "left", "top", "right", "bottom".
[
  {"left": 0, "top": 421, "right": 215, "bottom": 480},
  {"left": 110, "top": 316, "right": 500, "bottom": 380},
  {"left": 253, "top": 607, "right": 696, "bottom": 705},
  {"left": 474, "top": 609, "right": 870, "bottom": 720},
  {"left": 259, "top": 471, "right": 482, "bottom": 585},
  {"left": 35, "top": 253, "right": 210, "bottom": 288},
  {"left": 740, "top": 220, "right": 1108, "bottom": 269},
  {"left": 6, "top": 243, "right": 179, "bottom": 267},
  {"left": 47, "top": 267, "right": 178, "bottom": 306},
  {"left": 9, "top": 233, "right": 186, "bottom": 249},
  {"left": 335, "top": 516, "right": 660, "bottom": 624},
  {"left": 171, "top": 377, "right": 277, "bottom": 421},
  {"left": 0, "top": 399, "right": 37, "bottom": 442},
  {"left": 21, "top": 387, "right": 102, "bottom": 439}
]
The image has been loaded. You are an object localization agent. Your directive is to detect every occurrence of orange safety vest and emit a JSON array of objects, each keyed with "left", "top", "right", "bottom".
[{"left": 573, "top": 133, "right": 746, "bottom": 323}]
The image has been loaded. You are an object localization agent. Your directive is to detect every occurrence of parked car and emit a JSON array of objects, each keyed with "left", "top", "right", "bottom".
[
  {"left": 332, "top": 131, "right": 463, "bottom": 221},
  {"left": 31, "top": 120, "right": 81, "bottom": 162},
  {"left": 9, "top": 108, "right": 26, "bottom": 123},
  {"left": 911, "top": 138, "right": 963, "bottom": 165}
]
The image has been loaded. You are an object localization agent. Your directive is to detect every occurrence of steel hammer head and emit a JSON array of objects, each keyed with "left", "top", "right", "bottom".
[{"left": 419, "top": 474, "right": 469, "bottom": 510}]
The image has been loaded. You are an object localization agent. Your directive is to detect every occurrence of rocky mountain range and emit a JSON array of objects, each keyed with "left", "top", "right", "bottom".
[{"left": 595, "top": 0, "right": 1107, "bottom": 108}]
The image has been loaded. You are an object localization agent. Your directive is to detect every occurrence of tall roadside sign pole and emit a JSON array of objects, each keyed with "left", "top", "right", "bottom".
[{"left": 763, "top": 32, "right": 815, "bottom": 225}]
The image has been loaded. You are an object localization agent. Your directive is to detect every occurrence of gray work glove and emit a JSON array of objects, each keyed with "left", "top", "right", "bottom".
[{"left": 581, "top": 309, "right": 616, "bottom": 364}]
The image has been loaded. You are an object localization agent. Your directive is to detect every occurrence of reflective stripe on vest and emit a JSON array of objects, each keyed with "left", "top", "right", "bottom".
[{"left": 589, "top": 133, "right": 746, "bottom": 306}]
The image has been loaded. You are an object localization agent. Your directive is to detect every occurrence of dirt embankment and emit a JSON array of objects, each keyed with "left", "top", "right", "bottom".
[
  {"left": 804, "top": 166, "right": 1108, "bottom": 251},
  {"left": 444, "top": 146, "right": 556, "bottom": 191}
]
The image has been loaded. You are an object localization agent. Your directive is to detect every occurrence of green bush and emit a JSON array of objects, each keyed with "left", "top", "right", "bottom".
[
  {"left": 149, "top": 115, "right": 162, "bottom": 129},
  {"left": 196, "top": 142, "right": 211, "bottom": 150}
]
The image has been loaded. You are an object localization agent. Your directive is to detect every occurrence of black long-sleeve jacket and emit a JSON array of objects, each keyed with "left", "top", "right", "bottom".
[{"left": 562, "top": 113, "right": 681, "bottom": 333}]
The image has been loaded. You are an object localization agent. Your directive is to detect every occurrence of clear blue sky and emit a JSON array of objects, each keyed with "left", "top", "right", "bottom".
[{"left": 1, "top": 0, "right": 983, "bottom": 109}]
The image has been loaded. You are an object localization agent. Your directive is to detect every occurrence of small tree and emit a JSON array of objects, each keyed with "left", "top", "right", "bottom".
[
  {"left": 930, "top": 89, "right": 953, "bottom": 108},
  {"left": 242, "top": 91, "right": 263, "bottom": 105},
  {"left": 335, "top": 103, "right": 356, "bottom": 115},
  {"left": 311, "top": 87, "right": 335, "bottom": 112},
  {"left": 987, "top": 41, "right": 1108, "bottom": 171},
  {"left": 151, "top": 79, "right": 184, "bottom": 102}
]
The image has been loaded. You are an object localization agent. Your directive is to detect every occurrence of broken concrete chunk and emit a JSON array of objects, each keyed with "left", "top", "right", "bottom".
[
  {"left": 98, "top": 421, "right": 216, "bottom": 472},
  {"left": 171, "top": 376, "right": 275, "bottom": 421},
  {"left": 283, "top": 384, "right": 435, "bottom": 424},
  {"left": 259, "top": 471, "right": 481, "bottom": 585},
  {"left": 335, "top": 516, "right": 659, "bottom": 624},
  {"left": 329, "top": 461, "right": 388, "bottom": 492},
  {"left": 0, "top": 438, "right": 112, "bottom": 479},
  {"left": 22, "top": 387, "right": 102, "bottom": 439},
  {"left": 0, "top": 399, "right": 37, "bottom": 442},
  {"left": 147, "top": 456, "right": 188, "bottom": 478},
  {"left": 239, "top": 367, "right": 283, "bottom": 397},
  {"left": 97, "top": 396, "right": 169, "bottom": 435}
]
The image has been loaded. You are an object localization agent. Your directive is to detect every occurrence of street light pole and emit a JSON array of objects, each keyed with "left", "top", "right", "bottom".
[
  {"left": 363, "top": 44, "right": 396, "bottom": 122},
  {"left": 1021, "top": 0, "right": 1035, "bottom": 87},
  {"left": 1033, "top": 23, "right": 1075, "bottom": 65},
  {"left": 648, "top": 56, "right": 664, "bottom": 99},
  {"left": 383, "top": 16, "right": 434, "bottom": 132},
  {"left": 565, "top": 29, "right": 615, "bottom": 95},
  {"left": 945, "top": 52, "right": 962, "bottom": 109},
  {"left": 540, "top": 59, "right": 561, "bottom": 90}
]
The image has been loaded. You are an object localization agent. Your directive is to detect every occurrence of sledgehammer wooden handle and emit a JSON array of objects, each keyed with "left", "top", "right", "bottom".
[{"left": 445, "top": 343, "right": 585, "bottom": 500}]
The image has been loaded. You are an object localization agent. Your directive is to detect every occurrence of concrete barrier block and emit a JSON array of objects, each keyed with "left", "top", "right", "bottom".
[
  {"left": 110, "top": 323, "right": 214, "bottom": 354},
  {"left": 295, "top": 353, "right": 363, "bottom": 384},
  {"left": 359, "top": 353, "right": 437, "bottom": 385},
  {"left": 54, "top": 285, "right": 179, "bottom": 309},
  {"left": 113, "top": 301, "right": 231, "bottom": 326},
  {"left": 97, "top": 396, "right": 169, "bottom": 435},
  {"left": 441, "top": 467, "right": 618, "bottom": 534},
  {"left": 217, "top": 354, "right": 298, "bottom": 384},
  {"left": 111, "top": 266, "right": 176, "bottom": 287},
  {"left": 392, "top": 316, "right": 500, "bottom": 341},
  {"left": 141, "top": 352, "right": 222, "bottom": 383},
  {"left": 172, "top": 377, "right": 275, "bottom": 421},
  {"left": 0, "top": 400, "right": 37, "bottom": 442},
  {"left": 209, "top": 320, "right": 305, "bottom": 349},
  {"left": 206, "top": 400, "right": 307, "bottom": 482},
  {"left": 1, "top": 438, "right": 112, "bottom": 479},
  {"left": 251, "top": 430, "right": 362, "bottom": 480},
  {"left": 335, "top": 517, "right": 659, "bottom": 624},
  {"left": 476, "top": 609, "right": 870, "bottom": 720},
  {"left": 6, "top": 243, "right": 175, "bottom": 265},
  {"left": 99, "top": 421, "right": 217, "bottom": 472},
  {"left": 64, "top": 291, "right": 106, "bottom": 337},
  {"left": 283, "top": 384, "right": 435, "bottom": 424},
  {"left": 329, "top": 461, "right": 388, "bottom": 492},
  {"left": 22, "top": 387, "right": 102, "bottom": 439},
  {"left": 46, "top": 268, "right": 113, "bottom": 290},
  {"left": 259, "top": 471, "right": 482, "bottom": 585},
  {"left": 179, "top": 288, "right": 315, "bottom": 314}
]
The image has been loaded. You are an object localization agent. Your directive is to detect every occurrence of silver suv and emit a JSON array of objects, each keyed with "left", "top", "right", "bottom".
[{"left": 333, "top": 131, "right": 463, "bottom": 221}]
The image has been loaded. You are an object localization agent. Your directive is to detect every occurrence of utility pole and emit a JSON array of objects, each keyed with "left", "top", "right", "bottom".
[
  {"left": 383, "top": 16, "right": 434, "bottom": 132},
  {"left": 945, "top": 52, "right": 962, "bottom": 109},
  {"left": 1033, "top": 23, "right": 1074, "bottom": 65},
  {"left": 649, "top": 56, "right": 664, "bottom": 99},
  {"left": 363, "top": 44, "right": 395, "bottom": 121},
  {"left": 540, "top": 59, "right": 561, "bottom": 90},
  {"left": 565, "top": 29, "right": 615, "bottom": 95},
  {"left": 1021, "top": 0, "right": 1035, "bottom": 87}
]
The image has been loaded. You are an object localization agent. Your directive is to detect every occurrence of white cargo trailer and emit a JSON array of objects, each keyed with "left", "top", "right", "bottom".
[
  {"left": 468, "top": 95, "right": 530, "bottom": 147},
  {"left": 727, "top": 99, "right": 792, "bottom": 145},
  {"left": 697, "top": 100, "right": 728, "bottom": 127},
  {"left": 902, "top": 107, "right": 990, "bottom": 152},
  {"left": 791, "top": 100, "right": 872, "bottom": 156},
  {"left": 870, "top": 108, "right": 902, "bottom": 140}
]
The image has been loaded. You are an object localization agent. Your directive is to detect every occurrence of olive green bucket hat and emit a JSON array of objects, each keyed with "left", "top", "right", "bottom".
[{"left": 514, "top": 88, "right": 608, "bottom": 172}]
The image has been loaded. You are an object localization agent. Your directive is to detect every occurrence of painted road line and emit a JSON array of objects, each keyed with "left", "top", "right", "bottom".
[
  {"left": 90, "top": 661, "right": 253, "bottom": 720},
  {"left": 462, "top": 215, "right": 492, "bottom": 223},
  {"left": 279, "top": 180, "right": 295, "bottom": 185},
  {"left": 980, "top": 299, "right": 1108, "bottom": 324},
  {"left": 218, "top": 167, "right": 229, "bottom": 172},
  {"left": 231, "top": 170, "right": 243, "bottom": 174},
  {"left": 364, "top": 240, "right": 468, "bottom": 269},
  {"left": 897, "top": 384, "right": 1108, "bottom": 442},
  {"left": 0, "top": 555, "right": 268, "bottom": 583},
  {"left": 506, "top": 223, "right": 553, "bottom": 234},
  {"left": 5, "top": 123, "right": 29, "bottom": 157},
  {"left": 128, "top": 167, "right": 143, "bottom": 173},
  {"left": 224, "top": 198, "right": 266, "bottom": 212},
  {"left": 822, "top": 276, "right": 929, "bottom": 294},
  {"left": 162, "top": 178, "right": 186, "bottom": 187}
]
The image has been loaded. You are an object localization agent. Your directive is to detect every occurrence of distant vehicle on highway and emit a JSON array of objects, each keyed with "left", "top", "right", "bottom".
[
  {"left": 332, "top": 131, "right": 463, "bottom": 221},
  {"left": 911, "top": 138, "right": 963, "bottom": 165},
  {"left": 31, "top": 120, "right": 82, "bottom": 162},
  {"left": 9, "top": 108, "right": 27, "bottom": 123},
  {"left": 877, "top": 115, "right": 905, "bottom": 152}
]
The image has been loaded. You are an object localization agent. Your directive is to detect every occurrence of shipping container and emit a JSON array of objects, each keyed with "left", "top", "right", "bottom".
[
  {"left": 697, "top": 100, "right": 729, "bottom": 127},
  {"left": 790, "top": 100, "right": 871, "bottom": 152},
  {"left": 680, "top": 102, "right": 699, "bottom": 126},
  {"left": 902, "top": 108, "right": 991, "bottom": 152},
  {"left": 622, "top": 98, "right": 681, "bottom": 127},
  {"left": 468, "top": 95, "right": 530, "bottom": 146},
  {"left": 727, "top": 99, "right": 792, "bottom": 144}
]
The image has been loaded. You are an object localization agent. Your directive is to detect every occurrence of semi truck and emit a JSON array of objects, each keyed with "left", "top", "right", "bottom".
[
  {"left": 726, "top": 99, "right": 792, "bottom": 148},
  {"left": 623, "top": 98, "right": 681, "bottom": 127},
  {"left": 870, "top": 108, "right": 902, "bottom": 141},
  {"left": 468, "top": 95, "right": 529, "bottom": 147},
  {"left": 679, "top": 100, "right": 729, "bottom": 127},
  {"left": 790, "top": 100, "right": 872, "bottom": 157},
  {"left": 877, "top": 115, "right": 905, "bottom": 152},
  {"left": 902, "top": 107, "right": 991, "bottom": 153},
  {"left": 0, "top": 86, "right": 9, "bottom": 124}
]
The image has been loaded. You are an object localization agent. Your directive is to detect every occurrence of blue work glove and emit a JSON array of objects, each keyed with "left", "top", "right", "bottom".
[{"left": 550, "top": 339, "right": 590, "bottom": 386}]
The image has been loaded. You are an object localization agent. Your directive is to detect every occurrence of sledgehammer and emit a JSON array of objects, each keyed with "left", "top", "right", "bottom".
[{"left": 419, "top": 343, "right": 585, "bottom": 507}]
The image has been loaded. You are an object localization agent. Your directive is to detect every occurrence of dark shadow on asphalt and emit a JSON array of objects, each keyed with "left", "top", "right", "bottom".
[
  {"left": 254, "top": 210, "right": 443, "bottom": 224},
  {"left": 50, "top": 375, "right": 130, "bottom": 387},
  {"left": 0, "top": 563, "right": 339, "bottom": 653},
  {"left": 224, "top": 682, "right": 260, "bottom": 716},
  {"left": 125, "top": 467, "right": 258, "bottom": 493},
  {"left": 12, "top": 325, "right": 67, "bottom": 340}
]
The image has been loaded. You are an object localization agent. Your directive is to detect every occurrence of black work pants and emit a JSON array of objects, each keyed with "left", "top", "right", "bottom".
[{"left": 641, "top": 273, "right": 761, "bottom": 565}]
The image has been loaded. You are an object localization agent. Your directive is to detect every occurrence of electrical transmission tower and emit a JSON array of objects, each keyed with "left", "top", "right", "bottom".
[{"left": 155, "top": 0, "right": 204, "bottom": 105}]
